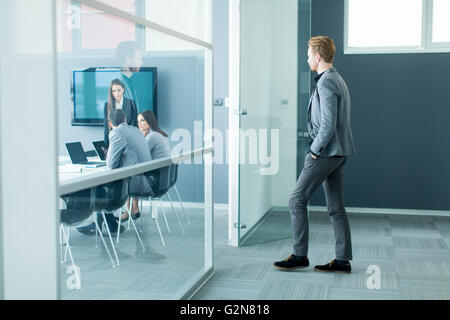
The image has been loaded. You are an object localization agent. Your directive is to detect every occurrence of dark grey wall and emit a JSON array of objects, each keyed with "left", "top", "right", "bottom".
[{"left": 309, "top": 0, "right": 450, "bottom": 210}]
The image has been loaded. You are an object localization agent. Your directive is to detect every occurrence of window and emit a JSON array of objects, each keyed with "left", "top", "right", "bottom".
[{"left": 345, "top": 0, "right": 450, "bottom": 54}]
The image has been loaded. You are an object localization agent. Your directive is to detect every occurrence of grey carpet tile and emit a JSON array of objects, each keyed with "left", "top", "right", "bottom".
[
  {"left": 191, "top": 279, "right": 265, "bottom": 300},
  {"left": 257, "top": 280, "right": 331, "bottom": 300},
  {"left": 401, "top": 288, "right": 450, "bottom": 300},
  {"left": 398, "top": 277, "right": 450, "bottom": 291},
  {"left": 439, "top": 230, "right": 450, "bottom": 238},
  {"left": 352, "top": 244, "right": 396, "bottom": 260},
  {"left": 391, "top": 228, "right": 443, "bottom": 239},
  {"left": 394, "top": 248, "right": 450, "bottom": 261},
  {"left": 263, "top": 268, "right": 335, "bottom": 286},
  {"left": 328, "top": 288, "right": 403, "bottom": 300},
  {"left": 333, "top": 270, "right": 400, "bottom": 290},
  {"left": 396, "top": 258, "right": 450, "bottom": 277},
  {"left": 351, "top": 236, "right": 394, "bottom": 247},
  {"left": 308, "top": 231, "right": 335, "bottom": 245},
  {"left": 389, "top": 215, "right": 435, "bottom": 223},
  {"left": 349, "top": 225, "right": 393, "bottom": 237},
  {"left": 209, "top": 260, "right": 272, "bottom": 281},
  {"left": 393, "top": 237, "right": 448, "bottom": 250},
  {"left": 390, "top": 220, "right": 438, "bottom": 231},
  {"left": 62, "top": 288, "right": 112, "bottom": 300}
]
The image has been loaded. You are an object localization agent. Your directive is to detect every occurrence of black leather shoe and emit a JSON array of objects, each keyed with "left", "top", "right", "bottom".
[
  {"left": 77, "top": 223, "right": 96, "bottom": 235},
  {"left": 108, "top": 224, "right": 125, "bottom": 234},
  {"left": 314, "top": 259, "right": 351, "bottom": 274},
  {"left": 273, "top": 254, "right": 310, "bottom": 271},
  {"left": 131, "top": 211, "right": 141, "bottom": 220},
  {"left": 119, "top": 211, "right": 141, "bottom": 223}
]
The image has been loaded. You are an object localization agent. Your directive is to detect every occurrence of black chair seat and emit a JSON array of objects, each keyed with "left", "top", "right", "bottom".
[
  {"left": 93, "top": 179, "right": 129, "bottom": 212},
  {"left": 60, "top": 188, "right": 94, "bottom": 227}
]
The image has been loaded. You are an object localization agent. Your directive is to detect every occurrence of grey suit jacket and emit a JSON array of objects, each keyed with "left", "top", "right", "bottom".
[
  {"left": 107, "top": 123, "right": 152, "bottom": 195},
  {"left": 307, "top": 68, "right": 356, "bottom": 157}
]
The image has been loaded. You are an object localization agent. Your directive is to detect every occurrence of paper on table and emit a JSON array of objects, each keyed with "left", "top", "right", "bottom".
[{"left": 59, "top": 164, "right": 82, "bottom": 173}]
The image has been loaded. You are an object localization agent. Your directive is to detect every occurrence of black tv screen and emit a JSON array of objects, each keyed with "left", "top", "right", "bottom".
[{"left": 72, "top": 67, "right": 157, "bottom": 126}]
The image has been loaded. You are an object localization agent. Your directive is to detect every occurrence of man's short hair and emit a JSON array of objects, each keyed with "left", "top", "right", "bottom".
[
  {"left": 108, "top": 109, "right": 126, "bottom": 126},
  {"left": 308, "top": 36, "right": 336, "bottom": 63}
]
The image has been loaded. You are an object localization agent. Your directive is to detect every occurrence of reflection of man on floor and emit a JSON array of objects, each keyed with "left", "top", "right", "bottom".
[{"left": 78, "top": 109, "right": 152, "bottom": 235}]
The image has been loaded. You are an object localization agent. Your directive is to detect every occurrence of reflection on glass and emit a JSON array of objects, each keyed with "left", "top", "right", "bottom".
[
  {"left": 57, "top": 3, "right": 211, "bottom": 300},
  {"left": 145, "top": 0, "right": 211, "bottom": 43}
]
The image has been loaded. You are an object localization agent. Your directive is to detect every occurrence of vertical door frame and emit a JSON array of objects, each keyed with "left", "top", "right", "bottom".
[{"left": 227, "top": 0, "right": 240, "bottom": 246}]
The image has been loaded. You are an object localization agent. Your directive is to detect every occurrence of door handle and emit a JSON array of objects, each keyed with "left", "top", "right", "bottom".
[
  {"left": 297, "top": 131, "right": 309, "bottom": 139},
  {"left": 235, "top": 108, "right": 248, "bottom": 116}
]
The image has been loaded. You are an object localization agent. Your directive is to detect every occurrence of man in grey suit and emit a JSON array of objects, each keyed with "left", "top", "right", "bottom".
[
  {"left": 273, "top": 36, "right": 356, "bottom": 273},
  {"left": 107, "top": 109, "right": 152, "bottom": 222},
  {"left": 78, "top": 109, "right": 152, "bottom": 235}
]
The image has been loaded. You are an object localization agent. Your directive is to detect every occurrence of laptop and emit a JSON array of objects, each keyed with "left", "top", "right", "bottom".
[
  {"left": 92, "top": 140, "right": 107, "bottom": 161},
  {"left": 65, "top": 142, "right": 106, "bottom": 167}
]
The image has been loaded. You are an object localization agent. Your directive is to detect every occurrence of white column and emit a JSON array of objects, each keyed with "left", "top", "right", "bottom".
[{"left": 0, "top": 0, "right": 59, "bottom": 299}]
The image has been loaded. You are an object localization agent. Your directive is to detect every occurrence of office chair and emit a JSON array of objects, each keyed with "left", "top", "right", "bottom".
[
  {"left": 167, "top": 163, "right": 190, "bottom": 225},
  {"left": 93, "top": 178, "right": 132, "bottom": 267},
  {"left": 118, "top": 168, "right": 170, "bottom": 247},
  {"left": 60, "top": 187, "right": 117, "bottom": 289}
]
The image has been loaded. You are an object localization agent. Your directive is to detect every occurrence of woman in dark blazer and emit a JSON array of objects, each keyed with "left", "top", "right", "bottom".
[{"left": 103, "top": 78, "right": 138, "bottom": 147}]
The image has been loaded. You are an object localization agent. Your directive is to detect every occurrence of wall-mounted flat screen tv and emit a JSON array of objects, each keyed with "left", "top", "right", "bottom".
[{"left": 71, "top": 67, "right": 157, "bottom": 126}]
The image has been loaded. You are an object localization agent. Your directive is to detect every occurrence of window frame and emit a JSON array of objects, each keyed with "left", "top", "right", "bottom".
[{"left": 344, "top": 0, "right": 450, "bottom": 54}]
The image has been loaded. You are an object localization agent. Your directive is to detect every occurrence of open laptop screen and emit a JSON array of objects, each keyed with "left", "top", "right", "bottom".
[
  {"left": 65, "top": 142, "right": 88, "bottom": 164},
  {"left": 92, "top": 140, "right": 107, "bottom": 161}
]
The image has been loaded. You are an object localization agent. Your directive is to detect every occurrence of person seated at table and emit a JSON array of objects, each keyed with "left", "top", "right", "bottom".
[
  {"left": 103, "top": 78, "right": 138, "bottom": 148},
  {"left": 119, "top": 110, "right": 170, "bottom": 222},
  {"left": 78, "top": 109, "right": 152, "bottom": 234},
  {"left": 138, "top": 110, "right": 171, "bottom": 159}
]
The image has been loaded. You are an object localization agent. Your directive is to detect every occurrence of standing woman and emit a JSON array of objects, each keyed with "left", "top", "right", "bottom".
[{"left": 104, "top": 79, "right": 138, "bottom": 147}]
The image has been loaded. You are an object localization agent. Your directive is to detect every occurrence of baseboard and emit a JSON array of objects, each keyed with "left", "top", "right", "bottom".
[
  {"left": 273, "top": 205, "right": 450, "bottom": 217},
  {"left": 139, "top": 200, "right": 228, "bottom": 211}
]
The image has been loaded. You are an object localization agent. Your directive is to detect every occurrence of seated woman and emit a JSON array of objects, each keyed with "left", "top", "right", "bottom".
[
  {"left": 103, "top": 78, "right": 138, "bottom": 148},
  {"left": 137, "top": 110, "right": 171, "bottom": 159},
  {"left": 120, "top": 110, "right": 170, "bottom": 221}
]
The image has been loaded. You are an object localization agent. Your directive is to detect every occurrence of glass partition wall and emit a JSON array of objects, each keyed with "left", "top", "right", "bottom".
[{"left": 56, "top": 0, "right": 213, "bottom": 299}]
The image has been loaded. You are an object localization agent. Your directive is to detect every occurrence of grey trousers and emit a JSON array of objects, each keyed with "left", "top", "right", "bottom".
[{"left": 289, "top": 153, "right": 352, "bottom": 260}]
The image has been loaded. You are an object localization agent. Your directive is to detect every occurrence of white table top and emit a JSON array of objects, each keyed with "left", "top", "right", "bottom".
[{"left": 59, "top": 156, "right": 107, "bottom": 182}]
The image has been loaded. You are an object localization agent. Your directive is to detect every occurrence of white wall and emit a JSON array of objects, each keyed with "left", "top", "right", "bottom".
[{"left": 0, "top": 0, "right": 59, "bottom": 299}]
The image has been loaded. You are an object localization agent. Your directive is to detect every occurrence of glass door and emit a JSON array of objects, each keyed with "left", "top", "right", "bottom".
[{"left": 236, "top": 0, "right": 310, "bottom": 245}]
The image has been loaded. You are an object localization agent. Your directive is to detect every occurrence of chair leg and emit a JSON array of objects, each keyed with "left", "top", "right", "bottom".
[
  {"left": 116, "top": 199, "right": 131, "bottom": 244},
  {"left": 127, "top": 198, "right": 132, "bottom": 230},
  {"left": 101, "top": 211, "right": 120, "bottom": 267},
  {"left": 64, "top": 227, "right": 71, "bottom": 262},
  {"left": 59, "top": 224, "right": 66, "bottom": 264},
  {"left": 173, "top": 186, "right": 190, "bottom": 224},
  {"left": 166, "top": 193, "right": 185, "bottom": 236},
  {"left": 95, "top": 220, "right": 99, "bottom": 248},
  {"left": 150, "top": 199, "right": 166, "bottom": 246},
  {"left": 157, "top": 199, "right": 171, "bottom": 233},
  {"left": 61, "top": 225, "right": 81, "bottom": 288},
  {"left": 129, "top": 212, "right": 146, "bottom": 252},
  {"left": 139, "top": 198, "right": 143, "bottom": 233},
  {"left": 92, "top": 212, "right": 116, "bottom": 268}
]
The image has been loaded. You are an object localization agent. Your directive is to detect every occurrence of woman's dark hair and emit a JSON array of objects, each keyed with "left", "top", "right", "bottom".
[
  {"left": 107, "top": 79, "right": 125, "bottom": 113},
  {"left": 139, "top": 110, "right": 168, "bottom": 137}
]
